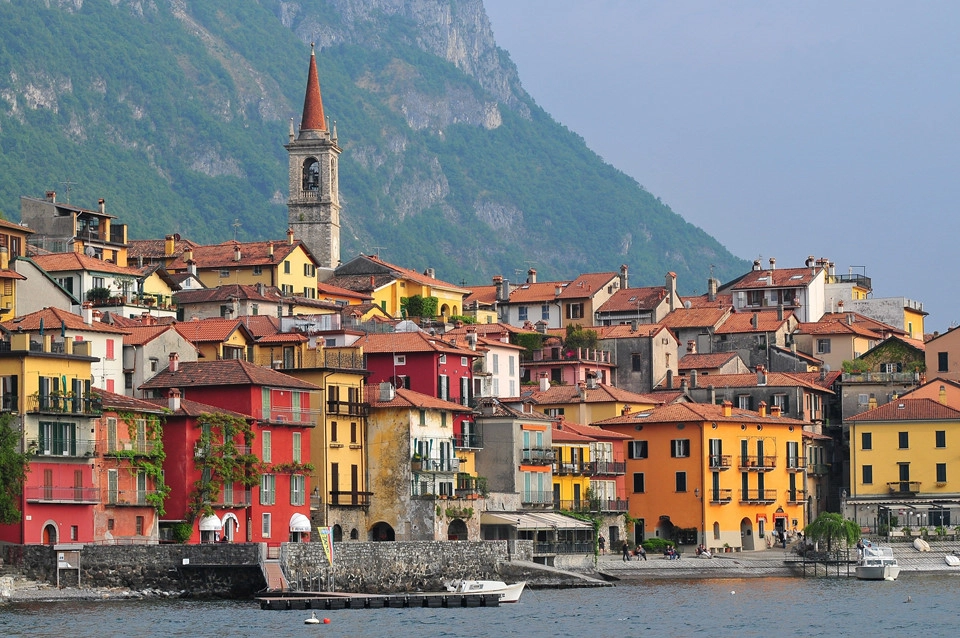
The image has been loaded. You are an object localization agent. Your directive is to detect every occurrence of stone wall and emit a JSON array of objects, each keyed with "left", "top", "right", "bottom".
[{"left": 282, "top": 540, "right": 521, "bottom": 593}]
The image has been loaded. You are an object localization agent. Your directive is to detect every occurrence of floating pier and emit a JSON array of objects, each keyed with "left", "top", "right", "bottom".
[{"left": 256, "top": 590, "right": 501, "bottom": 610}]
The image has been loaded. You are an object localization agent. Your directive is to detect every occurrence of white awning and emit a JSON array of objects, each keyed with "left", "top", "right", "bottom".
[
  {"left": 198, "top": 514, "right": 222, "bottom": 531},
  {"left": 480, "top": 512, "right": 592, "bottom": 530},
  {"left": 289, "top": 513, "right": 311, "bottom": 533}
]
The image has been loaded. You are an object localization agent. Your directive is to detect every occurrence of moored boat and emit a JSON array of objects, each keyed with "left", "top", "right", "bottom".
[
  {"left": 856, "top": 544, "right": 901, "bottom": 581},
  {"left": 445, "top": 579, "right": 526, "bottom": 603},
  {"left": 914, "top": 537, "right": 931, "bottom": 552}
]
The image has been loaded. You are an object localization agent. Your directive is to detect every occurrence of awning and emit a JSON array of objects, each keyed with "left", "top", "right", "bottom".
[
  {"left": 480, "top": 512, "right": 592, "bottom": 530},
  {"left": 198, "top": 514, "right": 222, "bottom": 531},
  {"left": 289, "top": 513, "right": 311, "bottom": 533}
]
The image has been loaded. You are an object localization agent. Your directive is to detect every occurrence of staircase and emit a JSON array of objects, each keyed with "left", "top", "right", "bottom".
[{"left": 261, "top": 560, "right": 287, "bottom": 591}]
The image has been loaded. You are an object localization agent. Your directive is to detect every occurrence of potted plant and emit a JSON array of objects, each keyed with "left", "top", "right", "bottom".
[
  {"left": 723, "top": 543, "right": 731, "bottom": 553},
  {"left": 411, "top": 453, "right": 422, "bottom": 471}
]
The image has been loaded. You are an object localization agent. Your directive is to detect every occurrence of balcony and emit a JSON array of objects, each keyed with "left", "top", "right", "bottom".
[
  {"left": 739, "top": 455, "right": 777, "bottom": 472},
  {"left": 194, "top": 443, "right": 251, "bottom": 458},
  {"left": 739, "top": 489, "right": 776, "bottom": 504},
  {"left": 553, "top": 462, "right": 587, "bottom": 476},
  {"left": 521, "top": 490, "right": 554, "bottom": 505},
  {"left": 252, "top": 407, "right": 317, "bottom": 426},
  {"left": 326, "top": 400, "right": 368, "bottom": 417},
  {"left": 709, "top": 455, "right": 733, "bottom": 471},
  {"left": 329, "top": 490, "right": 372, "bottom": 507},
  {"left": 785, "top": 457, "right": 806, "bottom": 473},
  {"left": 807, "top": 463, "right": 829, "bottom": 476},
  {"left": 28, "top": 393, "right": 102, "bottom": 416},
  {"left": 211, "top": 492, "right": 252, "bottom": 508},
  {"left": 105, "top": 489, "right": 158, "bottom": 506},
  {"left": 587, "top": 460, "right": 626, "bottom": 476},
  {"left": 888, "top": 481, "right": 922, "bottom": 495},
  {"left": 412, "top": 457, "right": 460, "bottom": 473},
  {"left": 557, "top": 498, "right": 628, "bottom": 513},
  {"left": 455, "top": 475, "right": 487, "bottom": 500},
  {"left": 522, "top": 448, "right": 555, "bottom": 465},
  {"left": 709, "top": 489, "right": 734, "bottom": 504},
  {"left": 786, "top": 489, "right": 807, "bottom": 504},
  {"left": 26, "top": 485, "right": 99, "bottom": 503},
  {"left": 454, "top": 432, "right": 483, "bottom": 449},
  {"left": 26, "top": 437, "right": 96, "bottom": 457},
  {"left": 103, "top": 440, "right": 157, "bottom": 456},
  {"left": 841, "top": 371, "right": 918, "bottom": 384}
]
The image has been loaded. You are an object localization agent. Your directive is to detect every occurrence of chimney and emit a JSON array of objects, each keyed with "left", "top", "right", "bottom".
[
  {"left": 777, "top": 303, "right": 784, "bottom": 321},
  {"left": 690, "top": 369, "right": 698, "bottom": 388},
  {"left": 81, "top": 302, "right": 93, "bottom": 324},
  {"left": 165, "top": 235, "right": 175, "bottom": 257},
  {"left": 769, "top": 257, "right": 776, "bottom": 270},
  {"left": 169, "top": 352, "right": 180, "bottom": 373},
  {"left": 687, "top": 340, "right": 696, "bottom": 354},
  {"left": 466, "top": 328, "right": 477, "bottom": 351},
  {"left": 45, "top": 191, "right": 56, "bottom": 203},
  {"left": 527, "top": 268, "right": 537, "bottom": 284},
  {"left": 666, "top": 369, "right": 674, "bottom": 389},
  {"left": 708, "top": 384, "right": 716, "bottom": 404},
  {"left": 621, "top": 404, "right": 632, "bottom": 415},
  {"left": 847, "top": 313, "right": 854, "bottom": 325},
  {"left": 554, "top": 284, "right": 562, "bottom": 297},
  {"left": 424, "top": 267, "right": 435, "bottom": 279},
  {"left": 666, "top": 272, "right": 678, "bottom": 311},
  {"left": 586, "top": 375, "right": 598, "bottom": 390},
  {"left": 619, "top": 264, "right": 628, "bottom": 289},
  {"left": 631, "top": 319, "right": 638, "bottom": 332},
  {"left": 498, "top": 278, "right": 511, "bottom": 302},
  {"left": 268, "top": 242, "right": 274, "bottom": 259},
  {"left": 751, "top": 313, "right": 759, "bottom": 329},
  {"left": 234, "top": 244, "right": 242, "bottom": 261},
  {"left": 758, "top": 401, "right": 766, "bottom": 417},
  {"left": 98, "top": 198, "right": 105, "bottom": 214},
  {"left": 188, "top": 259, "right": 197, "bottom": 276},
  {"left": 287, "top": 228, "right": 295, "bottom": 245},
  {"left": 0, "top": 246, "right": 8, "bottom": 270},
  {"left": 940, "top": 385, "right": 947, "bottom": 404},
  {"left": 168, "top": 388, "right": 181, "bottom": 412},
  {"left": 770, "top": 404, "right": 781, "bottom": 417},
  {"left": 539, "top": 373, "right": 550, "bottom": 392},
  {"left": 577, "top": 381, "right": 587, "bottom": 402},
  {"left": 756, "top": 364, "right": 767, "bottom": 386},
  {"left": 708, "top": 278, "right": 717, "bottom": 302},
  {"left": 379, "top": 382, "right": 395, "bottom": 402},
  {"left": 183, "top": 247, "right": 194, "bottom": 263},
  {"left": 753, "top": 259, "right": 762, "bottom": 271},
  {"left": 680, "top": 377, "right": 688, "bottom": 391},
  {"left": 722, "top": 400, "right": 733, "bottom": 417}
]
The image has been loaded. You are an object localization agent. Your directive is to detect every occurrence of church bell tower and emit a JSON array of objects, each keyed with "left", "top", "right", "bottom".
[{"left": 286, "top": 43, "right": 341, "bottom": 280}]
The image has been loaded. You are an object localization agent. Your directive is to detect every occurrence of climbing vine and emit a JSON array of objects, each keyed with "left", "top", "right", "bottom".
[
  {"left": 270, "top": 461, "right": 315, "bottom": 474},
  {"left": 111, "top": 410, "right": 170, "bottom": 515},
  {"left": 186, "top": 412, "right": 260, "bottom": 522}
]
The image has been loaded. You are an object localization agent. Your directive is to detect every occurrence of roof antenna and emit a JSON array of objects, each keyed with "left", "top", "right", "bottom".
[
  {"left": 232, "top": 218, "right": 241, "bottom": 241},
  {"left": 60, "top": 179, "right": 77, "bottom": 204}
]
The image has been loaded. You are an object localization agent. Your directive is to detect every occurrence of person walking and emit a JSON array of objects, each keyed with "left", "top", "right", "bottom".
[
  {"left": 598, "top": 534, "right": 606, "bottom": 555},
  {"left": 622, "top": 540, "right": 631, "bottom": 562}
]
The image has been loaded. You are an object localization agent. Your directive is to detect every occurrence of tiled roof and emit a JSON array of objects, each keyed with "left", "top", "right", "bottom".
[
  {"left": 0, "top": 269, "right": 26, "bottom": 281},
  {"left": 174, "top": 284, "right": 279, "bottom": 304},
  {"left": 323, "top": 273, "right": 393, "bottom": 294},
  {"left": 796, "top": 319, "right": 882, "bottom": 339},
  {"left": 95, "top": 388, "right": 166, "bottom": 414},
  {"left": 316, "top": 281, "right": 372, "bottom": 302},
  {"left": 785, "top": 370, "right": 842, "bottom": 390},
  {"left": 678, "top": 371, "right": 833, "bottom": 393},
  {"left": 257, "top": 332, "right": 308, "bottom": 344},
  {"left": 463, "top": 285, "right": 498, "bottom": 306},
  {"left": 140, "top": 359, "right": 320, "bottom": 390},
  {"left": 166, "top": 239, "right": 311, "bottom": 270},
  {"left": 596, "top": 286, "right": 668, "bottom": 313},
  {"left": 583, "top": 324, "right": 669, "bottom": 340},
  {"left": 127, "top": 236, "right": 200, "bottom": 260},
  {"left": 678, "top": 352, "right": 738, "bottom": 370},
  {"left": 0, "top": 218, "right": 34, "bottom": 234},
  {"left": 355, "top": 331, "right": 479, "bottom": 357},
  {"left": 474, "top": 397, "right": 555, "bottom": 422},
  {"left": 365, "top": 384, "right": 473, "bottom": 412},
  {"left": 444, "top": 322, "right": 535, "bottom": 339},
  {"left": 846, "top": 398, "right": 960, "bottom": 422},
  {"left": 144, "top": 396, "right": 252, "bottom": 419},
  {"left": 555, "top": 419, "right": 632, "bottom": 440},
  {"left": 174, "top": 318, "right": 254, "bottom": 344},
  {"left": 507, "top": 281, "right": 573, "bottom": 303},
  {"left": 523, "top": 383, "right": 663, "bottom": 406},
  {"left": 594, "top": 402, "right": 806, "bottom": 427},
  {"left": 340, "top": 254, "right": 469, "bottom": 293},
  {"left": 715, "top": 310, "right": 792, "bottom": 334},
  {"left": 731, "top": 266, "right": 820, "bottom": 290},
  {"left": 552, "top": 421, "right": 596, "bottom": 443},
  {"left": 819, "top": 311, "right": 905, "bottom": 336},
  {"left": 681, "top": 293, "right": 734, "bottom": 309},
  {"left": 237, "top": 315, "right": 281, "bottom": 338},
  {"left": 123, "top": 325, "right": 178, "bottom": 347},
  {"left": 660, "top": 307, "right": 730, "bottom": 329},
  {"left": 2, "top": 307, "right": 129, "bottom": 335},
  {"left": 557, "top": 273, "right": 618, "bottom": 300},
  {"left": 32, "top": 252, "right": 141, "bottom": 276}
]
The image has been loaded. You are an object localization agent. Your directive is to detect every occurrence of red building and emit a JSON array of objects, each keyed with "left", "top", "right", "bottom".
[{"left": 140, "top": 355, "right": 319, "bottom": 545}]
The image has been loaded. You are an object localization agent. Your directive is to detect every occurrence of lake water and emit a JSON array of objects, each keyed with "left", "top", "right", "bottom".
[{"left": 3, "top": 574, "right": 959, "bottom": 637}]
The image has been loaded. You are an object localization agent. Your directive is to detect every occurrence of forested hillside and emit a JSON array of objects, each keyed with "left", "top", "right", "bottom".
[{"left": 0, "top": 0, "right": 748, "bottom": 289}]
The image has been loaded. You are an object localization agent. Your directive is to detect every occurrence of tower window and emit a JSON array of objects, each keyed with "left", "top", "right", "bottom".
[{"left": 302, "top": 159, "right": 320, "bottom": 192}]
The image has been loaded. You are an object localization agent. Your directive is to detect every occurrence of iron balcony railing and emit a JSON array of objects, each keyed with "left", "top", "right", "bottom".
[
  {"left": 786, "top": 489, "right": 808, "bottom": 504},
  {"left": 807, "top": 463, "right": 829, "bottom": 476},
  {"left": 586, "top": 460, "right": 626, "bottom": 475},
  {"left": 888, "top": 481, "right": 921, "bottom": 495},
  {"left": 26, "top": 485, "right": 99, "bottom": 503},
  {"left": 102, "top": 440, "right": 157, "bottom": 456},
  {"left": 26, "top": 437, "right": 96, "bottom": 457},
  {"left": 739, "top": 455, "right": 777, "bottom": 471},
  {"left": 212, "top": 492, "right": 252, "bottom": 507},
  {"left": 709, "top": 489, "right": 734, "bottom": 504},
  {"left": 194, "top": 443, "right": 252, "bottom": 458},
  {"left": 557, "top": 498, "right": 628, "bottom": 513},
  {"left": 553, "top": 462, "right": 588, "bottom": 476},
  {"left": 105, "top": 489, "right": 158, "bottom": 506},
  {"left": 709, "top": 455, "right": 733, "bottom": 470},
  {"left": 785, "top": 457, "right": 806, "bottom": 472},
  {"left": 28, "top": 394, "right": 102, "bottom": 416},
  {"left": 326, "top": 400, "right": 368, "bottom": 417},
  {"left": 522, "top": 448, "right": 555, "bottom": 465},
  {"left": 328, "top": 490, "right": 372, "bottom": 507},
  {"left": 739, "top": 489, "right": 777, "bottom": 503},
  {"left": 454, "top": 432, "right": 483, "bottom": 449},
  {"left": 521, "top": 490, "right": 554, "bottom": 505}
]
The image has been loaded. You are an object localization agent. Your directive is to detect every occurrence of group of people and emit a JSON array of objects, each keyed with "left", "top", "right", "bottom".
[
  {"left": 663, "top": 546, "right": 681, "bottom": 560},
  {"left": 599, "top": 535, "right": 648, "bottom": 562},
  {"left": 695, "top": 544, "right": 712, "bottom": 558}
]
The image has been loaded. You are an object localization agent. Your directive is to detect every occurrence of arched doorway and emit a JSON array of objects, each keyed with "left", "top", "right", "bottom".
[
  {"left": 371, "top": 522, "right": 395, "bottom": 542},
  {"left": 222, "top": 513, "right": 239, "bottom": 542},
  {"left": 332, "top": 524, "right": 343, "bottom": 543},
  {"left": 447, "top": 519, "right": 468, "bottom": 540},
  {"left": 350, "top": 528, "right": 359, "bottom": 540},
  {"left": 740, "top": 517, "right": 755, "bottom": 551},
  {"left": 655, "top": 516, "right": 674, "bottom": 541},
  {"left": 42, "top": 523, "right": 57, "bottom": 546}
]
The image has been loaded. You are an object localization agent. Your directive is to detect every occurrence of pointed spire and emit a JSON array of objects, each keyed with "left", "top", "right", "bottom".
[{"left": 300, "top": 43, "right": 327, "bottom": 132}]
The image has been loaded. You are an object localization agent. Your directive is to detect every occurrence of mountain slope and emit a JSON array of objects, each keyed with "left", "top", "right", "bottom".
[{"left": 0, "top": 0, "right": 748, "bottom": 290}]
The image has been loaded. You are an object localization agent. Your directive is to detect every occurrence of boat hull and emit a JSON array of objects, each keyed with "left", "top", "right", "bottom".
[
  {"left": 446, "top": 580, "right": 526, "bottom": 603},
  {"left": 856, "top": 564, "right": 901, "bottom": 581}
]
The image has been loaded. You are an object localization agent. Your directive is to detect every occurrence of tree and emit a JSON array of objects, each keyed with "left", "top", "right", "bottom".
[
  {"left": 0, "top": 413, "right": 29, "bottom": 524},
  {"left": 804, "top": 512, "right": 861, "bottom": 553},
  {"left": 401, "top": 295, "right": 438, "bottom": 319},
  {"left": 564, "top": 323, "right": 599, "bottom": 351}
]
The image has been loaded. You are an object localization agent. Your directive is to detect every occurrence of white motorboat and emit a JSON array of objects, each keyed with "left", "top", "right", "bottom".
[
  {"left": 913, "top": 537, "right": 931, "bottom": 552},
  {"left": 445, "top": 579, "right": 526, "bottom": 603},
  {"left": 856, "top": 544, "right": 901, "bottom": 581}
]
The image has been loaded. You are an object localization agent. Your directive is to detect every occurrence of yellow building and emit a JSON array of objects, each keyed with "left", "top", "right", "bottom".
[
  {"left": 846, "top": 397, "right": 960, "bottom": 534},
  {"left": 0, "top": 219, "right": 32, "bottom": 319},
  {"left": 551, "top": 422, "right": 593, "bottom": 512},
  {"left": 327, "top": 254, "right": 469, "bottom": 320},
  {"left": 173, "top": 318, "right": 256, "bottom": 361},
  {"left": 165, "top": 231, "right": 323, "bottom": 299},
  {"left": 524, "top": 378, "right": 660, "bottom": 427},
  {"left": 21, "top": 194, "right": 129, "bottom": 266},
  {"left": 596, "top": 401, "right": 807, "bottom": 553}
]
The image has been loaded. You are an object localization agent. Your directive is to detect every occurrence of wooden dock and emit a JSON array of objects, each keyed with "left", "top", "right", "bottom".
[{"left": 256, "top": 590, "right": 502, "bottom": 610}]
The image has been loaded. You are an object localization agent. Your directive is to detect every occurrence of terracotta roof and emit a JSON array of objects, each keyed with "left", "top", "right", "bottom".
[
  {"left": 507, "top": 280, "right": 573, "bottom": 303},
  {"left": 681, "top": 293, "right": 734, "bottom": 309},
  {"left": 731, "top": 266, "right": 821, "bottom": 290},
  {"left": 523, "top": 383, "right": 663, "bottom": 406},
  {"left": 166, "top": 240, "right": 312, "bottom": 271},
  {"left": 715, "top": 310, "right": 792, "bottom": 334},
  {"left": 32, "top": 252, "right": 141, "bottom": 276},
  {"left": 237, "top": 315, "right": 281, "bottom": 339},
  {"left": 0, "top": 269, "right": 26, "bottom": 281},
  {"left": 552, "top": 421, "right": 596, "bottom": 443},
  {"left": 677, "top": 371, "right": 833, "bottom": 393},
  {"left": 555, "top": 419, "right": 632, "bottom": 440},
  {"left": 769, "top": 345, "right": 823, "bottom": 366},
  {"left": 174, "top": 284, "right": 280, "bottom": 305},
  {"left": 678, "top": 352, "right": 739, "bottom": 370},
  {"left": 174, "top": 318, "right": 254, "bottom": 344},
  {"left": 300, "top": 45, "right": 326, "bottom": 132},
  {"left": 140, "top": 359, "right": 320, "bottom": 390},
  {"left": 2, "top": 307, "right": 129, "bottom": 335},
  {"left": 475, "top": 335, "right": 525, "bottom": 352},
  {"left": 596, "top": 286, "right": 668, "bottom": 313},
  {"left": 463, "top": 285, "right": 498, "bottom": 307},
  {"left": 444, "top": 322, "right": 535, "bottom": 339},
  {"left": 595, "top": 401, "right": 806, "bottom": 427},
  {"left": 796, "top": 319, "right": 883, "bottom": 339},
  {"left": 123, "top": 325, "right": 179, "bottom": 347},
  {"left": 361, "top": 254, "right": 469, "bottom": 293},
  {"left": 661, "top": 307, "right": 730, "bottom": 329},
  {"left": 257, "top": 332, "right": 308, "bottom": 344},
  {"left": 557, "top": 273, "right": 618, "bottom": 300},
  {"left": 95, "top": 388, "right": 166, "bottom": 414},
  {"left": 355, "top": 331, "right": 479, "bottom": 357},
  {"left": 144, "top": 396, "right": 252, "bottom": 420},
  {"left": 316, "top": 281, "right": 373, "bottom": 302},
  {"left": 785, "top": 370, "right": 842, "bottom": 390},
  {"left": 819, "top": 311, "right": 904, "bottom": 335},
  {"left": 365, "top": 384, "right": 472, "bottom": 412},
  {"left": 127, "top": 236, "right": 199, "bottom": 260},
  {"left": 474, "top": 397, "right": 555, "bottom": 422},
  {"left": 0, "top": 218, "right": 34, "bottom": 234},
  {"left": 846, "top": 398, "right": 960, "bottom": 422},
  {"left": 582, "top": 324, "right": 670, "bottom": 340}
]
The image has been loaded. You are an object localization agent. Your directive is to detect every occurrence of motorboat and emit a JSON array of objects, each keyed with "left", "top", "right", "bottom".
[
  {"left": 913, "top": 537, "right": 931, "bottom": 552},
  {"left": 445, "top": 579, "right": 526, "bottom": 603},
  {"left": 856, "top": 544, "right": 901, "bottom": 581},
  {"left": 945, "top": 554, "right": 960, "bottom": 567}
]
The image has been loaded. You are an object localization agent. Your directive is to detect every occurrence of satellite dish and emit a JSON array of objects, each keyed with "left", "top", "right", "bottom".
[
  {"left": 84, "top": 246, "right": 96, "bottom": 257},
  {"left": 684, "top": 300, "right": 692, "bottom": 309}
]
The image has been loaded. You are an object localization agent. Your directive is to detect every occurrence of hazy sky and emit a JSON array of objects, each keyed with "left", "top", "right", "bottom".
[{"left": 483, "top": 1, "right": 960, "bottom": 333}]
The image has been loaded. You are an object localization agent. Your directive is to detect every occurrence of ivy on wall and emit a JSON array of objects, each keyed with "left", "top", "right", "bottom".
[
  {"left": 111, "top": 411, "right": 171, "bottom": 515},
  {"left": 187, "top": 412, "right": 260, "bottom": 522}
]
